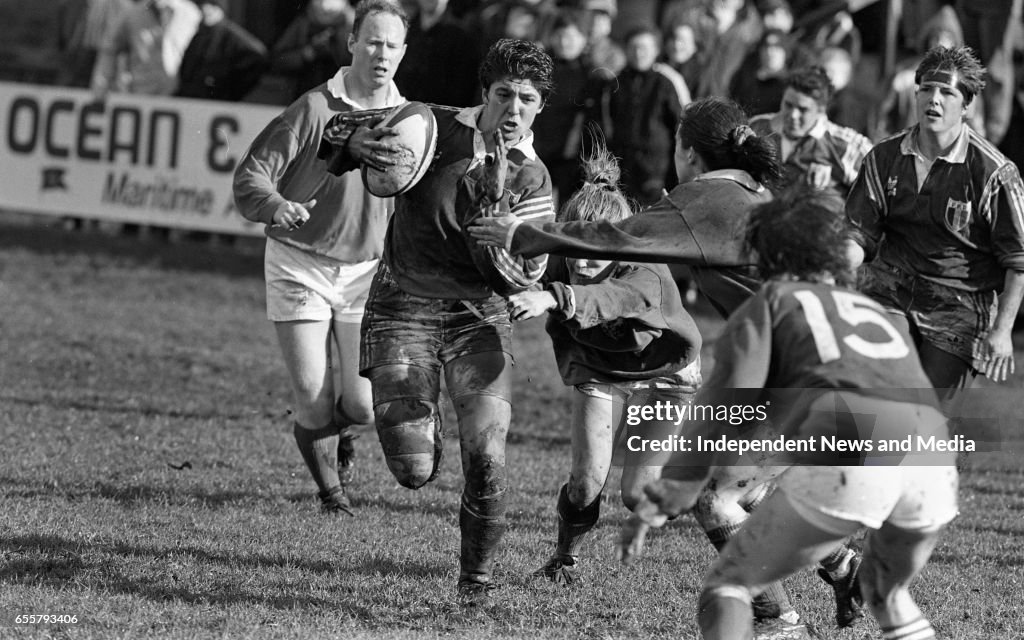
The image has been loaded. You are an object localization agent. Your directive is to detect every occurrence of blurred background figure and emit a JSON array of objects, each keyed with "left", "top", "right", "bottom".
[
  {"left": 821, "top": 45, "right": 875, "bottom": 136},
  {"left": 661, "top": 20, "right": 701, "bottom": 93},
  {"left": 730, "top": 29, "right": 793, "bottom": 116},
  {"left": 954, "top": 0, "right": 1022, "bottom": 145},
  {"left": 581, "top": 0, "right": 624, "bottom": 80},
  {"left": 531, "top": 9, "right": 603, "bottom": 207},
  {"left": 477, "top": 0, "right": 558, "bottom": 50},
  {"left": 56, "top": 0, "right": 132, "bottom": 88},
  {"left": 90, "top": 0, "right": 202, "bottom": 97},
  {"left": 598, "top": 25, "right": 684, "bottom": 206},
  {"left": 270, "top": 0, "right": 355, "bottom": 102},
  {"left": 875, "top": 6, "right": 965, "bottom": 140},
  {"left": 393, "top": 0, "right": 481, "bottom": 106},
  {"left": 176, "top": 0, "right": 268, "bottom": 101},
  {"left": 692, "top": 0, "right": 763, "bottom": 99}
]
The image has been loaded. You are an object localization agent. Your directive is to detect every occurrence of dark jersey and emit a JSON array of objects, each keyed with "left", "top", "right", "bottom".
[
  {"left": 846, "top": 125, "right": 1024, "bottom": 291},
  {"left": 697, "top": 280, "right": 943, "bottom": 454},
  {"left": 543, "top": 258, "right": 701, "bottom": 386},
  {"left": 318, "top": 104, "right": 555, "bottom": 299}
]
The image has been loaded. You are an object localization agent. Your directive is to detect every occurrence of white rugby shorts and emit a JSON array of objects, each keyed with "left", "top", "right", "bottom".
[
  {"left": 264, "top": 237, "right": 378, "bottom": 323},
  {"left": 780, "top": 464, "right": 959, "bottom": 534}
]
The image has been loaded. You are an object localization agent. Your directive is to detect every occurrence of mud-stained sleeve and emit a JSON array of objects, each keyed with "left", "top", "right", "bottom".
[{"left": 510, "top": 210, "right": 705, "bottom": 264}]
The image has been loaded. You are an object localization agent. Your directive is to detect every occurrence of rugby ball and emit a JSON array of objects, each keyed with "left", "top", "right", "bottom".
[{"left": 361, "top": 101, "right": 437, "bottom": 197}]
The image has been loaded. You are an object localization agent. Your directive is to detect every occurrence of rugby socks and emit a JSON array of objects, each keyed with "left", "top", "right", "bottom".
[
  {"left": 292, "top": 421, "right": 342, "bottom": 499},
  {"left": 705, "top": 523, "right": 743, "bottom": 551},
  {"left": 459, "top": 458, "right": 508, "bottom": 587},
  {"left": 459, "top": 500, "right": 507, "bottom": 587},
  {"left": 706, "top": 524, "right": 796, "bottom": 621},
  {"left": 698, "top": 587, "right": 754, "bottom": 640},
  {"left": 555, "top": 484, "right": 602, "bottom": 562},
  {"left": 820, "top": 545, "right": 855, "bottom": 581},
  {"left": 881, "top": 618, "right": 936, "bottom": 640}
]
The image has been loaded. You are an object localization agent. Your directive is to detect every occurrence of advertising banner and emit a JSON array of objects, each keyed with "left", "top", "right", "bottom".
[{"left": 0, "top": 82, "right": 282, "bottom": 235}]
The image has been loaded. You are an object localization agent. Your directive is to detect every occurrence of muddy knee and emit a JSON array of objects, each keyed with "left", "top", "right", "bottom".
[
  {"left": 464, "top": 454, "right": 507, "bottom": 517},
  {"left": 374, "top": 398, "right": 442, "bottom": 489}
]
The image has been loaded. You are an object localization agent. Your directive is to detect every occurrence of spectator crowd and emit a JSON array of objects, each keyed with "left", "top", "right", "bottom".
[{"left": 46, "top": 0, "right": 1024, "bottom": 207}]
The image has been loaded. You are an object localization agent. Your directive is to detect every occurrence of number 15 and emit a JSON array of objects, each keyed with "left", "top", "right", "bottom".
[{"left": 793, "top": 290, "right": 910, "bottom": 362}]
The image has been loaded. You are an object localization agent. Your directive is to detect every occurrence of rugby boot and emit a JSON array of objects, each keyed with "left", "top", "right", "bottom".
[
  {"left": 534, "top": 485, "right": 600, "bottom": 584},
  {"left": 817, "top": 552, "right": 864, "bottom": 627},
  {"left": 318, "top": 486, "right": 354, "bottom": 516}
]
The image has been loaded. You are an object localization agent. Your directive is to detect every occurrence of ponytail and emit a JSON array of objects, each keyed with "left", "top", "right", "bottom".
[{"left": 677, "top": 97, "right": 783, "bottom": 190}]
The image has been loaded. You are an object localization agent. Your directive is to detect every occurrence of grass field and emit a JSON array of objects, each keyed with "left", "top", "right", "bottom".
[{"left": 1, "top": 213, "right": 1023, "bottom": 640}]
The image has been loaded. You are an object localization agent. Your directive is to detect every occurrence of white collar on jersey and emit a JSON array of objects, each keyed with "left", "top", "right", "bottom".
[
  {"left": 327, "top": 67, "right": 405, "bottom": 110},
  {"left": 455, "top": 105, "right": 538, "bottom": 162},
  {"left": 900, "top": 124, "right": 970, "bottom": 164}
]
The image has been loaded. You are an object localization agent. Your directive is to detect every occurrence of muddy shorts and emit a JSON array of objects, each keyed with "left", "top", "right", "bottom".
[
  {"left": 860, "top": 261, "right": 996, "bottom": 364},
  {"left": 359, "top": 262, "right": 513, "bottom": 401}
]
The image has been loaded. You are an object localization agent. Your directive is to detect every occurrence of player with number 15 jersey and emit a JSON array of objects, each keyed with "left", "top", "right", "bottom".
[{"left": 706, "top": 278, "right": 950, "bottom": 459}]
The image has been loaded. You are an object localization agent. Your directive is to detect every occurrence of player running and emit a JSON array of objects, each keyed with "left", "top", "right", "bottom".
[
  {"left": 318, "top": 38, "right": 556, "bottom": 604},
  {"left": 620, "top": 191, "right": 957, "bottom": 640},
  {"left": 510, "top": 142, "right": 703, "bottom": 584}
]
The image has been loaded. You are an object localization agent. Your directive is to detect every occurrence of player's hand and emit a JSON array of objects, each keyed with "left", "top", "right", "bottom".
[
  {"left": 467, "top": 215, "right": 519, "bottom": 249},
  {"left": 348, "top": 125, "right": 399, "bottom": 172},
  {"left": 481, "top": 129, "right": 509, "bottom": 203},
  {"left": 507, "top": 291, "right": 556, "bottom": 321},
  {"left": 806, "top": 162, "right": 832, "bottom": 190},
  {"left": 616, "top": 499, "right": 667, "bottom": 566},
  {"left": 975, "top": 327, "right": 1016, "bottom": 382},
  {"left": 272, "top": 198, "right": 317, "bottom": 231}
]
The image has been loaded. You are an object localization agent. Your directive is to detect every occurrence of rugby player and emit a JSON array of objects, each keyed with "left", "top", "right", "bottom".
[
  {"left": 319, "top": 38, "right": 556, "bottom": 604},
  {"left": 621, "top": 191, "right": 957, "bottom": 640},
  {"left": 846, "top": 45, "right": 1024, "bottom": 420},
  {"left": 233, "top": 0, "right": 409, "bottom": 516},
  {"left": 508, "top": 142, "right": 703, "bottom": 585}
]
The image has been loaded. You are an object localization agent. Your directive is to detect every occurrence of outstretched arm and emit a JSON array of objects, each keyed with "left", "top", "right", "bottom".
[{"left": 469, "top": 210, "right": 712, "bottom": 265}]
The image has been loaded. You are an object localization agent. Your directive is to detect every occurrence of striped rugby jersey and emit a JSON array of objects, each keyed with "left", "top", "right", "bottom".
[
  {"left": 846, "top": 124, "right": 1024, "bottom": 291},
  {"left": 750, "top": 112, "right": 872, "bottom": 198},
  {"left": 319, "top": 104, "right": 556, "bottom": 299}
]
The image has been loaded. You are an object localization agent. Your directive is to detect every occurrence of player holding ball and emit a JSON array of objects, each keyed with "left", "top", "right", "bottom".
[{"left": 319, "top": 38, "right": 557, "bottom": 604}]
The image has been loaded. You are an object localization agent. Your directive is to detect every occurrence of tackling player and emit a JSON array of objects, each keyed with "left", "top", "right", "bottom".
[
  {"left": 510, "top": 142, "right": 703, "bottom": 585},
  {"left": 470, "top": 97, "right": 862, "bottom": 634},
  {"left": 318, "top": 38, "right": 557, "bottom": 604},
  {"left": 621, "top": 191, "right": 957, "bottom": 640}
]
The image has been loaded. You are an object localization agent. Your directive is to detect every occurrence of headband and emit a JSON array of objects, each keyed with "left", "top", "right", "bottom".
[{"left": 919, "top": 69, "right": 972, "bottom": 99}]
